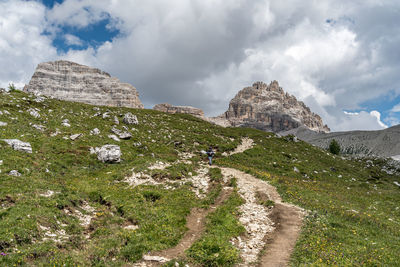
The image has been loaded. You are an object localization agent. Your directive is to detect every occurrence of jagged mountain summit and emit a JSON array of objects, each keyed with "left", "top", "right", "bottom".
[
  {"left": 24, "top": 60, "right": 143, "bottom": 109},
  {"left": 210, "top": 81, "right": 330, "bottom": 133}
]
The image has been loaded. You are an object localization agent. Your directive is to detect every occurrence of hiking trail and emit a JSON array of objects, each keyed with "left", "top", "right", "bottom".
[{"left": 133, "top": 137, "right": 304, "bottom": 266}]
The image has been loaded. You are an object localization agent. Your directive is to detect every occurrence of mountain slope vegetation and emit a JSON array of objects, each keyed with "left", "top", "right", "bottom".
[{"left": 0, "top": 90, "right": 399, "bottom": 266}]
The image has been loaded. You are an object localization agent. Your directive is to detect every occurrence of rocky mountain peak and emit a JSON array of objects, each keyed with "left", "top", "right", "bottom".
[
  {"left": 210, "top": 81, "right": 330, "bottom": 133},
  {"left": 24, "top": 60, "right": 143, "bottom": 109}
]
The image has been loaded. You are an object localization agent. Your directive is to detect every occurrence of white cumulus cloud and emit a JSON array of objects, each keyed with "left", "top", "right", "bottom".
[{"left": 1, "top": 0, "right": 400, "bottom": 132}]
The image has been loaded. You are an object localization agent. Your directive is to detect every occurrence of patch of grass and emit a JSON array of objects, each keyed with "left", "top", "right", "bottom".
[
  {"left": 187, "top": 191, "right": 245, "bottom": 266},
  {"left": 208, "top": 167, "right": 223, "bottom": 182}
]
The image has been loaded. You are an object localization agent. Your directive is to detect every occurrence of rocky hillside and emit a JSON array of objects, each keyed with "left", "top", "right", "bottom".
[
  {"left": 24, "top": 60, "right": 143, "bottom": 109},
  {"left": 282, "top": 125, "right": 400, "bottom": 158},
  {"left": 153, "top": 103, "right": 204, "bottom": 118},
  {"left": 210, "top": 81, "right": 330, "bottom": 133},
  {"left": 0, "top": 89, "right": 399, "bottom": 266}
]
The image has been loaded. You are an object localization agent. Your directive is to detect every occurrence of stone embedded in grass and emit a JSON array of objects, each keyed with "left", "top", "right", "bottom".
[
  {"left": 123, "top": 112, "right": 139, "bottom": 125},
  {"left": 32, "top": 124, "right": 46, "bottom": 131},
  {"left": 27, "top": 108, "right": 40, "bottom": 118},
  {"left": 8, "top": 170, "right": 21, "bottom": 176},
  {"left": 113, "top": 116, "right": 119, "bottom": 125},
  {"left": 2, "top": 139, "right": 32, "bottom": 153},
  {"left": 142, "top": 255, "right": 170, "bottom": 263},
  {"left": 90, "top": 128, "right": 100, "bottom": 135},
  {"left": 70, "top": 133, "right": 83, "bottom": 140},
  {"left": 119, "top": 131, "right": 132, "bottom": 139},
  {"left": 110, "top": 126, "right": 131, "bottom": 139},
  {"left": 94, "top": 144, "right": 121, "bottom": 163},
  {"left": 108, "top": 134, "right": 121, "bottom": 142},
  {"left": 61, "top": 119, "right": 71, "bottom": 127},
  {"left": 0, "top": 121, "right": 7, "bottom": 126}
]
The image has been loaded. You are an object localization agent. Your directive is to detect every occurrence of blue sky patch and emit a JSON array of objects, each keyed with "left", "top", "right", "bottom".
[
  {"left": 346, "top": 92, "right": 400, "bottom": 126},
  {"left": 41, "top": 0, "right": 63, "bottom": 8},
  {"left": 51, "top": 18, "right": 120, "bottom": 53},
  {"left": 40, "top": 0, "right": 120, "bottom": 53}
]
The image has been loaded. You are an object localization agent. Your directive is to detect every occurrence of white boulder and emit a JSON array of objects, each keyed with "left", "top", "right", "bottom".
[
  {"left": 94, "top": 145, "right": 121, "bottom": 163},
  {"left": 123, "top": 112, "right": 138, "bottom": 125},
  {"left": 2, "top": 139, "right": 32, "bottom": 153}
]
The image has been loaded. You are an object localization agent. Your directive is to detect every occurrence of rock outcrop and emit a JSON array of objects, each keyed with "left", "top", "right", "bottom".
[
  {"left": 24, "top": 60, "right": 144, "bottom": 109},
  {"left": 91, "top": 145, "right": 121, "bottom": 163},
  {"left": 2, "top": 139, "right": 32, "bottom": 153},
  {"left": 153, "top": 103, "right": 204, "bottom": 118},
  {"left": 211, "top": 81, "right": 329, "bottom": 133}
]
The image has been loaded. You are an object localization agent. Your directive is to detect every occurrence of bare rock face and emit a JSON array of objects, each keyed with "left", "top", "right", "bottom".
[
  {"left": 24, "top": 60, "right": 144, "bottom": 109},
  {"left": 153, "top": 103, "right": 204, "bottom": 117},
  {"left": 212, "top": 81, "right": 329, "bottom": 133}
]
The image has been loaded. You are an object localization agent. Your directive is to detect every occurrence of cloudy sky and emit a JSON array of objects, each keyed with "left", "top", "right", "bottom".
[{"left": 1, "top": 0, "right": 400, "bottom": 131}]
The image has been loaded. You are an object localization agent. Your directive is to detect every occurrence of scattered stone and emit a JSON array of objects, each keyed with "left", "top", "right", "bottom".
[
  {"left": 0, "top": 160, "right": 3, "bottom": 165},
  {"left": 110, "top": 127, "right": 131, "bottom": 139},
  {"left": 293, "top": 167, "right": 300, "bottom": 173},
  {"left": 61, "top": 119, "right": 71, "bottom": 127},
  {"left": 119, "top": 132, "right": 132, "bottom": 139},
  {"left": 123, "top": 112, "right": 139, "bottom": 125},
  {"left": 124, "top": 225, "right": 139, "bottom": 231},
  {"left": 143, "top": 255, "right": 169, "bottom": 263},
  {"left": 394, "top": 181, "right": 400, "bottom": 187},
  {"left": 0, "top": 121, "right": 7, "bottom": 126},
  {"left": 90, "top": 128, "right": 100, "bottom": 135},
  {"left": 108, "top": 134, "right": 121, "bottom": 142},
  {"left": 50, "top": 128, "right": 61, "bottom": 137},
  {"left": 94, "top": 145, "right": 121, "bottom": 163},
  {"left": 9, "top": 170, "right": 21, "bottom": 176},
  {"left": 70, "top": 133, "right": 83, "bottom": 140},
  {"left": 28, "top": 108, "right": 40, "bottom": 118},
  {"left": 113, "top": 116, "right": 119, "bottom": 125},
  {"left": 102, "top": 112, "right": 110, "bottom": 119},
  {"left": 40, "top": 190, "right": 55, "bottom": 197},
  {"left": 32, "top": 124, "right": 46, "bottom": 131},
  {"left": 2, "top": 139, "right": 32, "bottom": 153}
]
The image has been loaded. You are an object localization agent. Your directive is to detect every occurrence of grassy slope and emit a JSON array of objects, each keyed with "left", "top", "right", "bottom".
[
  {"left": 218, "top": 134, "right": 400, "bottom": 266},
  {"left": 0, "top": 90, "right": 399, "bottom": 266}
]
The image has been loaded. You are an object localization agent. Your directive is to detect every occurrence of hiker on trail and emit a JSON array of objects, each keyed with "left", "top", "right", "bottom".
[{"left": 207, "top": 146, "right": 215, "bottom": 166}]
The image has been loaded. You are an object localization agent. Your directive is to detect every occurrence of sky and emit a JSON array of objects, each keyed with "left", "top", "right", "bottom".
[{"left": 1, "top": 0, "right": 400, "bottom": 132}]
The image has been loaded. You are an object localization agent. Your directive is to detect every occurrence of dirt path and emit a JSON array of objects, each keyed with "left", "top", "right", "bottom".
[
  {"left": 220, "top": 167, "right": 304, "bottom": 267},
  {"left": 229, "top": 137, "right": 254, "bottom": 155},
  {"left": 135, "top": 186, "right": 232, "bottom": 266}
]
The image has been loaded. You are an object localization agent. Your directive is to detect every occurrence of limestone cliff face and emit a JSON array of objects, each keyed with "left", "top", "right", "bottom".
[
  {"left": 215, "top": 81, "right": 329, "bottom": 133},
  {"left": 24, "top": 60, "right": 144, "bottom": 109},
  {"left": 153, "top": 103, "right": 204, "bottom": 117}
]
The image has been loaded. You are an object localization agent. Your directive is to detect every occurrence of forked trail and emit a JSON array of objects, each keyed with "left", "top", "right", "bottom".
[{"left": 135, "top": 138, "right": 305, "bottom": 266}]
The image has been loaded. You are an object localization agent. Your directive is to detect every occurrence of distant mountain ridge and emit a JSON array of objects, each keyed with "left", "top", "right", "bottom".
[{"left": 281, "top": 125, "right": 400, "bottom": 158}]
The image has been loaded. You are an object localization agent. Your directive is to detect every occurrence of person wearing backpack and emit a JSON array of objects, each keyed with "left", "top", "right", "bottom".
[{"left": 206, "top": 146, "right": 215, "bottom": 166}]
